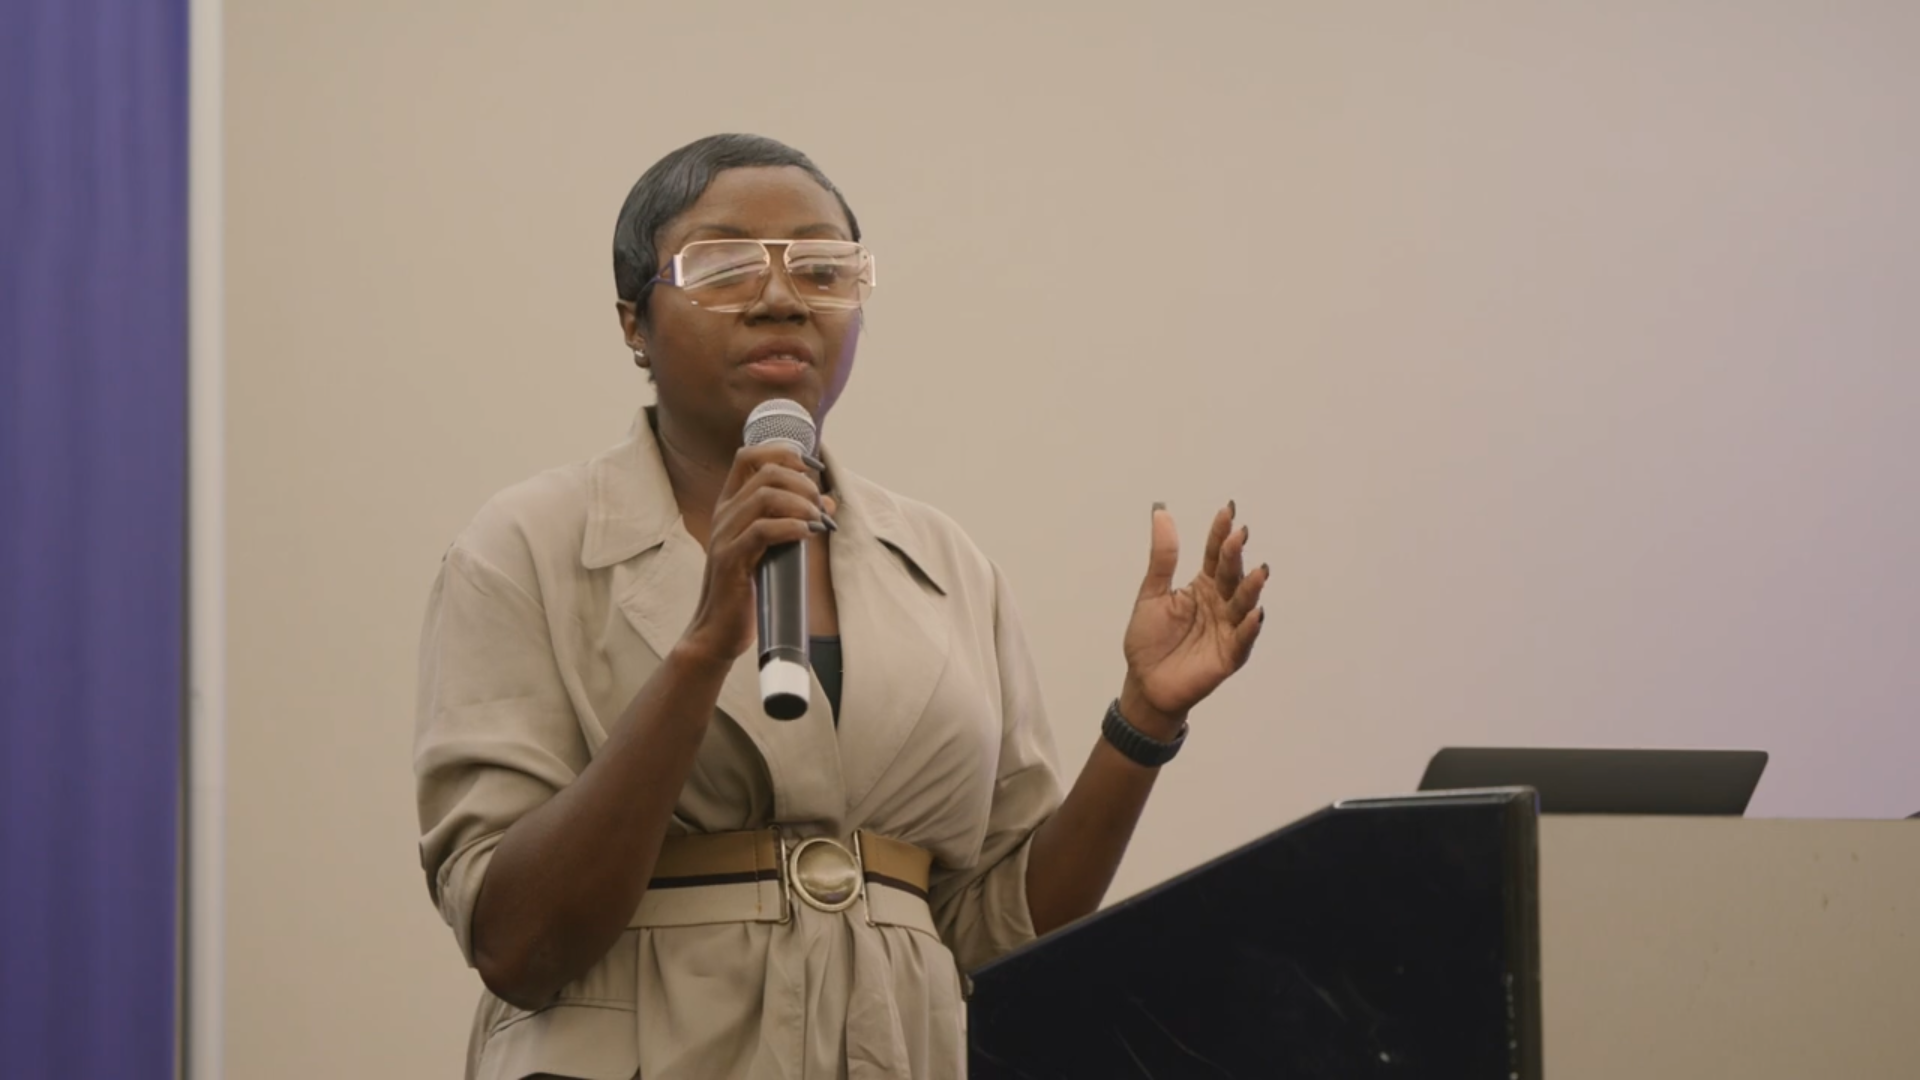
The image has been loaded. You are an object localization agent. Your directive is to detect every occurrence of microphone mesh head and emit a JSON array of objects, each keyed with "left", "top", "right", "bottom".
[{"left": 743, "top": 398, "right": 818, "bottom": 456}]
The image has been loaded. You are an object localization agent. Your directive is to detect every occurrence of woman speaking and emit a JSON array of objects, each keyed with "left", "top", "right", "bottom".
[{"left": 413, "top": 134, "right": 1268, "bottom": 1080}]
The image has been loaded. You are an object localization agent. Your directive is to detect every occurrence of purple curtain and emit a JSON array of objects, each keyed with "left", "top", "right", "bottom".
[{"left": 1, "top": 0, "right": 188, "bottom": 1076}]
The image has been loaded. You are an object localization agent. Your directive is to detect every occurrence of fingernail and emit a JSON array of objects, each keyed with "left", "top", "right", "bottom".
[
  {"left": 1229, "top": 499, "right": 1237, "bottom": 518},
  {"left": 803, "top": 454, "right": 827, "bottom": 473},
  {"left": 819, "top": 511, "right": 840, "bottom": 533},
  {"left": 1260, "top": 562, "right": 1270, "bottom": 576},
  {"left": 1241, "top": 525, "right": 1251, "bottom": 544},
  {"left": 807, "top": 520, "right": 830, "bottom": 534},
  {"left": 1259, "top": 607, "right": 1267, "bottom": 624},
  {"left": 1152, "top": 501, "right": 1166, "bottom": 515}
]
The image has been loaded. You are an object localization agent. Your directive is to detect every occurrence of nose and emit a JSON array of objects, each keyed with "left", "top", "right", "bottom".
[{"left": 746, "top": 244, "right": 809, "bottom": 323}]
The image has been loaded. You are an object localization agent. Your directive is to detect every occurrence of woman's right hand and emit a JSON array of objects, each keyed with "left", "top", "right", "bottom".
[{"left": 679, "top": 444, "right": 829, "bottom": 666}]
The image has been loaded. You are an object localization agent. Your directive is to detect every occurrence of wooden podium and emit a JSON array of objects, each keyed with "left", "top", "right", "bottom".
[
  {"left": 968, "top": 789, "right": 1545, "bottom": 1078},
  {"left": 967, "top": 796, "right": 1920, "bottom": 1078}
]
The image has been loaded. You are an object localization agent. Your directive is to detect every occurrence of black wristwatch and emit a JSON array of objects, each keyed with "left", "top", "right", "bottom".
[{"left": 1102, "top": 699, "right": 1187, "bottom": 768}]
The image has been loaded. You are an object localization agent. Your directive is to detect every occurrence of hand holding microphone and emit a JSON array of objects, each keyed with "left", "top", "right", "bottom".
[{"left": 679, "top": 399, "right": 829, "bottom": 720}]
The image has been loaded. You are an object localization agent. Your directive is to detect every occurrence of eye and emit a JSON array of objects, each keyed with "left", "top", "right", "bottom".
[
  {"left": 795, "top": 263, "right": 847, "bottom": 286},
  {"left": 694, "top": 260, "right": 764, "bottom": 287}
]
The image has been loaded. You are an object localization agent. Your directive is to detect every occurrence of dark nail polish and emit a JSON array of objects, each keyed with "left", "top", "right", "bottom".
[
  {"left": 1260, "top": 562, "right": 1270, "bottom": 576},
  {"left": 820, "top": 511, "right": 840, "bottom": 533},
  {"left": 1259, "top": 607, "right": 1267, "bottom": 623},
  {"left": 807, "top": 520, "right": 830, "bottom": 534},
  {"left": 1229, "top": 499, "right": 1237, "bottom": 518},
  {"left": 803, "top": 454, "right": 827, "bottom": 473},
  {"left": 1152, "top": 501, "right": 1166, "bottom": 514}
]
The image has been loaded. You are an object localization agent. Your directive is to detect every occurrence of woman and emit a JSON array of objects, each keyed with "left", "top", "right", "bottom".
[{"left": 414, "top": 134, "right": 1268, "bottom": 1080}]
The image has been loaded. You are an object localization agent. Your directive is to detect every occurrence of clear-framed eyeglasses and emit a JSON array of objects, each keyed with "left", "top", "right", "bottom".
[{"left": 650, "top": 239, "right": 876, "bottom": 314}]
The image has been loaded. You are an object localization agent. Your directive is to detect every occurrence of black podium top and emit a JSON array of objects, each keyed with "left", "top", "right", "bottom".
[{"left": 968, "top": 788, "right": 1543, "bottom": 1079}]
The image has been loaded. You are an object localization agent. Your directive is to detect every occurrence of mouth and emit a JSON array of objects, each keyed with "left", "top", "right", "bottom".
[{"left": 739, "top": 340, "right": 817, "bottom": 383}]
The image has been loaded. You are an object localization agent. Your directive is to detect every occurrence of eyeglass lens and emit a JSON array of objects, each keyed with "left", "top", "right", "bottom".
[{"left": 677, "top": 240, "right": 872, "bottom": 312}]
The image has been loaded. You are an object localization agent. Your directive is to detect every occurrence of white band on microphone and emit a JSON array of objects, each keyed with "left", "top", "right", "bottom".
[{"left": 760, "top": 656, "right": 811, "bottom": 717}]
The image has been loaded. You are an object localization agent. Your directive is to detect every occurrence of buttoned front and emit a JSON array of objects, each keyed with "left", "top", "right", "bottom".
[{"left": 414, "top": 412, "right": 1064, "bottom": 1079}]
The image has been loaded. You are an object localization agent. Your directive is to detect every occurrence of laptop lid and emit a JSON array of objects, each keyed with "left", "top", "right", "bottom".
[{"left": 1419, "top": 747, "right": 1767, "bottom": 815}]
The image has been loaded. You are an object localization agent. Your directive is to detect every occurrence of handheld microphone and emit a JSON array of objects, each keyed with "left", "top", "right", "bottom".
[{"left": 743, "top": 399, "right": 817, "bottom": 720}]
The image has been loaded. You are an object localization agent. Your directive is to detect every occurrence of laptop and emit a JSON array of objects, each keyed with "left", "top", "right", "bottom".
[{"left": 1419, "top": 747, "right": 1768, "bottom": 815}]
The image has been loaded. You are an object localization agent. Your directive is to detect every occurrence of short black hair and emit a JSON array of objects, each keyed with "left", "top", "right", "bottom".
[{"left": 612, "top": 134, "right": 862, "bottom": 317}]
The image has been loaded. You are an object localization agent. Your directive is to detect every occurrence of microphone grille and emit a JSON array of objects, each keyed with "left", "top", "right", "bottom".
[{"left": 743, "top": 399, "right": 818, "bottom": 456}]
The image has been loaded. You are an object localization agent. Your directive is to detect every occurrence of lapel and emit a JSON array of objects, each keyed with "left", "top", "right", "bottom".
[
  {"left": 826, "top": 458, "right": 953, "bottom": 816},
  {"left": 583, "top": 411, "right": 846, "bottom": 824}
]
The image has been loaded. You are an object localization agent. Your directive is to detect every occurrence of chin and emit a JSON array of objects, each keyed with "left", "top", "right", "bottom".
[{"left": 737, "top": 381, "right": 821, "bottom": 417}]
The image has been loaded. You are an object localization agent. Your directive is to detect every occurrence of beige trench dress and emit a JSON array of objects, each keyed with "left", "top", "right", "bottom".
[{"left": 414, "top": 414, "right": 1065, "bottom": 1080}]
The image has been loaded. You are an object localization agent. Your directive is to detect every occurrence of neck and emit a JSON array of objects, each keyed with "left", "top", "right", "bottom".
[{"left": 651, "top": 408, "right": 736, "bottom": 544}]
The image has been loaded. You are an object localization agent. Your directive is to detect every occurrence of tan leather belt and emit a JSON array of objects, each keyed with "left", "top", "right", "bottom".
[{"left": 633, "top": 828, "right": 936, "bottom": 933}]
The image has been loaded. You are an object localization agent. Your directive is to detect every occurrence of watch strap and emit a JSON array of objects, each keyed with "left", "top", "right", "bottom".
[{"left": 1102, "top": 698, "right": 1187, "bottom": 767}]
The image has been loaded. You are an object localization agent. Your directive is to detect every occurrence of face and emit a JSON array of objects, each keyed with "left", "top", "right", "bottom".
[{"left": 620, "top": 166, "right": 862, "bottom": 449}]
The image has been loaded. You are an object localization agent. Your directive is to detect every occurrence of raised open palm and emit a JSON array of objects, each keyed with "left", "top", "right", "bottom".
[{"left": 1122, "top": 502, "right": 1268, "bottom": 724}]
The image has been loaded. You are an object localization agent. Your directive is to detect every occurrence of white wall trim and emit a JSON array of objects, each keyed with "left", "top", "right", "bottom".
[{"left": 186, "top": 0, "right": 225, "bottom": 1074}]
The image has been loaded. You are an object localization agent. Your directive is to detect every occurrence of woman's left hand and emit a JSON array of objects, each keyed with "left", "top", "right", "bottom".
[{"left": 1118, "top": 502, "right": 1268, "bottom": 738}]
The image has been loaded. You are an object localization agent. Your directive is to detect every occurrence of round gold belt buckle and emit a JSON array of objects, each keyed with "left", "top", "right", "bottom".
[{"left": 787, "top": 837, "right": 861, "bottom": 913}]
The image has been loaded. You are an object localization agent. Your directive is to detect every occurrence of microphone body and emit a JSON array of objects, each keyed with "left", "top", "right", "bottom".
[
  {"left": 743, "top": 399, "right": 817, "bottom": 721},
  {"left": 755, "top": 545, "right": 808, "bottom": 720}
]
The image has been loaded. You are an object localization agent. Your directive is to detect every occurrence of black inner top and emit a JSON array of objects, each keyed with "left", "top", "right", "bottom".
[
  {"left": 810, "top": 635, "right": 843, "bottom": 724},
  {"left": 806, "top": 464, "right": 840, "bottom": 721}
]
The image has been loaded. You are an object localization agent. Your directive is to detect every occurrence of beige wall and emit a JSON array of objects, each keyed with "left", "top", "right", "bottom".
[{"left": 223, "top": 1, "right": 1920, "bottom": 1074}]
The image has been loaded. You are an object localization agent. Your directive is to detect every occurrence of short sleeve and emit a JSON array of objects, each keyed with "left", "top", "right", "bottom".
[
  {"left": 413, "top": 540, "right": 586, "bottom": 966},
  {"left": 928, "top": 563, "right": 1064, "bottom": 972}
]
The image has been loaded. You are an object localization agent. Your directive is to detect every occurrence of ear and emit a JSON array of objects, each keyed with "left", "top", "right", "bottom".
[{"left": 615, "top": 299, "right": 647, "bottom": 354}]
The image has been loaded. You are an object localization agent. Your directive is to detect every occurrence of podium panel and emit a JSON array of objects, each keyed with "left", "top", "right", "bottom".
[
  {"left": 1540, "top": 817, "right": 1920, "bottom": 1080},
  {"left": 968, "top": 790, "right": 1543, "bottom": 1079}
]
